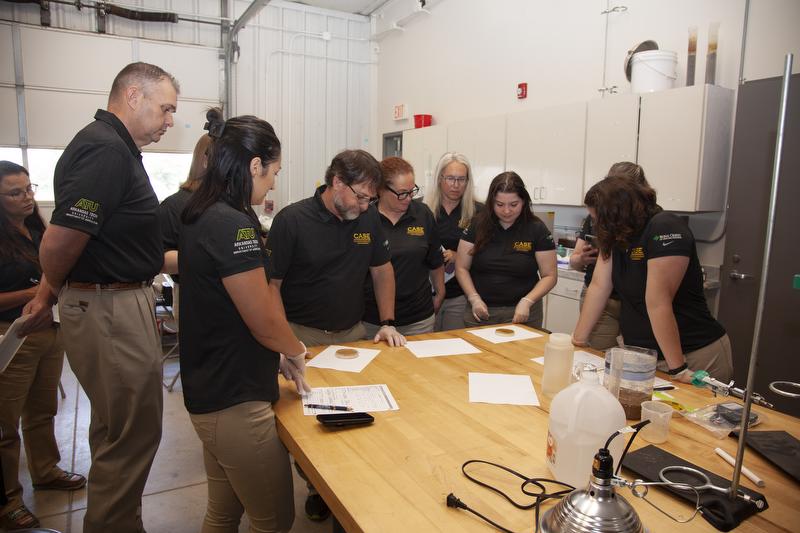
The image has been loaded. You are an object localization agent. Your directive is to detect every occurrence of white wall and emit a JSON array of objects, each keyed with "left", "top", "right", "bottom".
[
  {"left": 233, "top": 0, "right": 373, "bottom": 211},
  {"left": 373, "top": 0, "right": 800, "bottom": 267}
]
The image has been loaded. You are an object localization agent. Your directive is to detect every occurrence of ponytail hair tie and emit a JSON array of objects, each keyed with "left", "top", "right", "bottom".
[{"left": 204, "top": 118, "right": 226, "bottom": 139}]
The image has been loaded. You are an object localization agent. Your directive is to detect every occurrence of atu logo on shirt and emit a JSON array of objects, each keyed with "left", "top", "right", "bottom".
[
  {"left": 236, "top": 228, "right": 257, "bottom": 241},
  {"left": 353, "top": 232, "right": 371, "bottom": 245}
]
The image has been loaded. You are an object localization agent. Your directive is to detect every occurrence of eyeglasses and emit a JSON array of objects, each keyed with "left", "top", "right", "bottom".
[
  {"left": 443, "top": 175, "right": 468, "bottom": 186},
  {"left": 347, "top": 183, "right": 379, "bottom": 205},
  {"left": 0, "top": 183, "right": 38, "bottom": 199},
  {"left": 385, "top": 184, "right": 420, "bottom": 201}
]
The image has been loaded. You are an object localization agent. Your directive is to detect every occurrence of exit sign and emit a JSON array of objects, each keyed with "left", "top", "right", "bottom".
[{"left": 393, "top": 104, "right": 408, "bottom": 121}]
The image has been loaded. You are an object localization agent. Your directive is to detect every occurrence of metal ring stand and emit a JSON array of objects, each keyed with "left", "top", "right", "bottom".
[{"left": 769, "top": 381, "right": 800, "bottom": 398}]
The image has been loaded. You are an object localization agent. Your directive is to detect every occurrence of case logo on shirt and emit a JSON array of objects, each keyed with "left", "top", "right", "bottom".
[
  {"left": 630, "top": 246, "right": 645, "bottom": 261},
  {"left": 406, "top": 226, "right": 425, "bottom": 237},
  {"left": 353, "top": 232, "right": 372, "bottom": 245},
  {"left": 65, "top": 198, "right": 100, "bottom": 225},
  {"left": 513, "top": 241, "right": 532, "bottom": 252}
]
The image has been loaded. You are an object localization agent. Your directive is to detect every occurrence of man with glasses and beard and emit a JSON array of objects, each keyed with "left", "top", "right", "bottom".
[{"left": 265, "top": 149, "right": 404, "bottom": 521}]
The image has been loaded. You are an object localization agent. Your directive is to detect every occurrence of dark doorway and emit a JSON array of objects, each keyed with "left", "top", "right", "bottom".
[
  {"left": 717, "top": 73, "right": 800, "bottom": 417},
  {"left": 383, "top": 131, "right": 403, "bottom": 159}
]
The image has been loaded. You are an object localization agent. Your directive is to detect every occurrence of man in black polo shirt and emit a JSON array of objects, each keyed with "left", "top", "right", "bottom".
[
  {"left": 267, "top": 149, "right": 405, "bottom": 348},
  {"left": 21, "top": 62, "right": 178, "bottom": 533},
  {"left": 266, "top": 149, "right": 404, "bottom": 521}
]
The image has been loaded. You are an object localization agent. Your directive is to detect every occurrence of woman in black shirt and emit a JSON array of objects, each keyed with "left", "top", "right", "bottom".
[
  {"left": 424, "top": 152, "right": 482, "bottom": 331},
  {"left": 455, "top": 171, "right": 557, "bottom": 328},
  {"left": 362, "top": 157, "right": 444, "bottom": 336},
  {"left": 572, "top": 177, "right": 731, "bottom": 382},
  {"left": 179, "top": 110, "right": 308, "bottom": 531},
  {"left": 0, "top": 161, "right": 85, "bottom": 529}
]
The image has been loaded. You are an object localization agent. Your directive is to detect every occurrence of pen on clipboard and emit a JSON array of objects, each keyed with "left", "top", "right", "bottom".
[{"left": 304, "top": 404, "right": 353, "bottom": 412}]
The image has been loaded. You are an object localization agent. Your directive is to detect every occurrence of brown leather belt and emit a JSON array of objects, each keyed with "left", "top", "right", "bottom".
[{"left": 67, "top": 280, "right": 153, "bottom": 291}]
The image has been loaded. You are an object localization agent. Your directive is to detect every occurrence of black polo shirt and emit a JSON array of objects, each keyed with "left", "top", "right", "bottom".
[
  {"left": 611, "top": 211, "right": 725, "bottom": 357},
  {"left": 0, "top": 221, "right": 42, "bottom": 322},
  {"left": 461, "top": 216, "right": 555, "bottom": 306},
  {"left": 50, "top": 109, "right": 162, "bottom": 283},
  {"left": 158, "top": 188, "right": 192, "bottom": 283},
  {"left": 363, "top": 200, "right": 443, "bottom": 325},
  {"left": 178, "top": 202, "right": 279, "bottom": 414},
  {"left": 436, "top": 201, "right": 483, "bottom": 299},
  {"left": 577, "top": 215, "right": 596, "bottom": 286},
  {"left": 266, "top": 185, "right": 391, "bottom": 331}
]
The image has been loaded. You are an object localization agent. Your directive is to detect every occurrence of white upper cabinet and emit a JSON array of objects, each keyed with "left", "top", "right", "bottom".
[
  {"left": 584, "top": 93, "right": 640, "bottom": 195},
  {"left": 402, "top": 126, "right": 448, "bottom": 197},
  {"left": 447, "top": 115, "right": 507, "bottom": 202},
  {"left": 506, "top": 102, "right": 587, "bottom": 205},
  {"left": 638, "top": 84, "right": 734, "bottom": 212}
]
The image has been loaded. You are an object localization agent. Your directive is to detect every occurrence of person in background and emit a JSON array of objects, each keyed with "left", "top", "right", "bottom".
[
  {"left": 179, "top": 109, "right": 307, "bottom": 532},
  {"left": 569, "top": 162, "right": 649, "bottom": 349},
  {"left": 455, "top": 171, "right": 557, "bottom": 329},
  {"left": 362, "top": 157, "right": 444, "bottom": 337},
  {"left": 0, "top": 161, "right": 86, "bottom": 530},
  {"left": 158, "top": 130, "right": 213, "bottom": 319},
  {"left": 424, "top": 152, "right": 482, "bottom": 331},
  {"left": 20, "top": 61, "right": 178, "bottom": 533},
  {"left": 572, "top": 177, "right": 732, "bottom": 383},
  {"left": 265, "top": 149, "right": 404, "bottom": 521}
]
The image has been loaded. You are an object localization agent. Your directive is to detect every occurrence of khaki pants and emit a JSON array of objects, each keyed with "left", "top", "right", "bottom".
[
  {"left": 434, "top": 295, "right": 467, "bottom": 331},
  {"left": 656, "top": 334, "right": 734, "bottom": 383},
  {"left": 59, "top": 286, "right": 163, "bottom": 533},
  {"left": 579, "top": 288, "right": 622, "bottom": 351},
  {"left": 462, "top": 300, "right": 544, "bottom": 330},
  {"left": 363, "top": 313, "right": 435, "bottom": 339},
  {"left": 190, "top": 402, "right": 294, "bottom": 533},
  {"left": 288, "top": 321, "right": 366, "bottom": 348},
  {"left": 0, "top": 324, "right": 64, "bottom": 515}
]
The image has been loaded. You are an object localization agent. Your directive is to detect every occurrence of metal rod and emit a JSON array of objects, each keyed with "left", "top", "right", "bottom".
[{"left": 730, "top": 52, "right": 793, "bottom": 498}]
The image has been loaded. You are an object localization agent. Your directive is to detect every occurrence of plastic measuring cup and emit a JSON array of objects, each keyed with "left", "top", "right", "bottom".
[{"left": 640, "top": 400, "right": 673, "bottom": 443}]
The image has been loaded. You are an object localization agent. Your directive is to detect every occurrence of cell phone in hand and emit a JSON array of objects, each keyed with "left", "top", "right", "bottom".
[{"left": 584, "top": 234, "right": 597, "bottom": 246}]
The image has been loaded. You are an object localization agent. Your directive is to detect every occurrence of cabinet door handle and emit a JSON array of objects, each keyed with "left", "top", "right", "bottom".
[{"left": 541, "top": 186, "right": 546, "bottom": 200}]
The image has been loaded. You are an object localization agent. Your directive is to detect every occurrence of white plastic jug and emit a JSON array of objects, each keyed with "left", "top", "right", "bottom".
[
  {"left": 541, "top": 333, "right": 573, "bottom": 397},
  {"left": 546, "top": 367, "right": 626, "bottom": 488}
]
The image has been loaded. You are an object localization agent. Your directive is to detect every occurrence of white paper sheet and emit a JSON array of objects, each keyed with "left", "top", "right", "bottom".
[
  {"left": 0, "top": 315, "right": 30, "bottom": 373},
  {"left": 306, "top": 345, "right": 380, "bottom": 373},
  {"left": 531, "top": 350, "right": 673, "bottom": 389},
  {"left": 302, "top": 384, "right": 399, "bottom": 415},
  {"left": 468, "top": 372, "right": 540, "bottom": 406},
  {"left": 466, "top": 325, "right": 543, "bottom": 344},
  {"left": 405, "top": 338, "right": 482, "bottom": 358}
]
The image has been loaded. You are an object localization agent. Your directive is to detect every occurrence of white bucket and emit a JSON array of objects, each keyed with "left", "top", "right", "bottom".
[{"left": 631, "top": 50, "right": 677, "bottom": 93}]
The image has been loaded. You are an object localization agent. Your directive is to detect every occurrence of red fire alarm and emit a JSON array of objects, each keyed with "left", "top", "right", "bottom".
[{"left": 517, "top": 82, "right": 528, "bottom": 99}]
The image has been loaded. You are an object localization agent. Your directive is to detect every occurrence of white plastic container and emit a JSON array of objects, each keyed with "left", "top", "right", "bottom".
[
  {"left": 541, "top": 333, "right": 573, "bottom": 397},
  {"left": 546, "top": 368, "right": 626, "bottom": 488},
  {"left": 631, "top": 50, "right": 677, "bottom": 93}
]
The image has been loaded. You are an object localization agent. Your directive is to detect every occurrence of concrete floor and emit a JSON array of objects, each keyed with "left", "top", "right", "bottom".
[{"left": 16, "top": 351, "right": 330, "bottom": 533}]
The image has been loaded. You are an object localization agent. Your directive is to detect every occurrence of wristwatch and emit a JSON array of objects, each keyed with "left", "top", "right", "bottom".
[{"left": 379, "top": 319, "right": 396, "bottom": 328}]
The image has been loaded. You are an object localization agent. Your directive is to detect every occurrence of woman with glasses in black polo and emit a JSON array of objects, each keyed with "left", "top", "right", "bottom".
[
  {"left": 0, "top": 161, "right": 85, "bottom": 530},
  {"left": 362, "top": 157, "right": 445, "bottom": 337}
]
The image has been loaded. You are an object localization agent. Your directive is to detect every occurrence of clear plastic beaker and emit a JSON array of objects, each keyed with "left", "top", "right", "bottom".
[{"left": 604, "top": 345, "right": 657, "bottom": 419}]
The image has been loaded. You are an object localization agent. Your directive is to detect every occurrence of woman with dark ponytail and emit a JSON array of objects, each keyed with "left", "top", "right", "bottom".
[{"left": 178, "top": 109, "right": 306, "bottom": 532}]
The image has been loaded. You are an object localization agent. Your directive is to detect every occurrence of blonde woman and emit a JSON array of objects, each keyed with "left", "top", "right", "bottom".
[{"left": 425, "top": 152, "right": 482, "bottom": 331}]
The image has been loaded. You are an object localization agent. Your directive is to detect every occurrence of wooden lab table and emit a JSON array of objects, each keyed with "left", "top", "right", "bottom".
[{"left": 273, "top": 326, "right": 800, "bottom": 532}]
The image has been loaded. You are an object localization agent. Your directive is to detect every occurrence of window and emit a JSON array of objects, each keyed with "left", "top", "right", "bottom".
[
  {"left": 0, "top": 147, "right": 24, "bottom": 165},
  {"left": 142, "top": 152, "right": 193, "bottom": 201},
  {"left": 21, "top": 149, "right": 192, "bottom": 202}
]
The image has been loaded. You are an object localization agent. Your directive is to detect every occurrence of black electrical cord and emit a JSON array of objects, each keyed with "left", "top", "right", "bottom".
[{"left": 446, "top": 460, "right": 574, "bottom": 532}]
